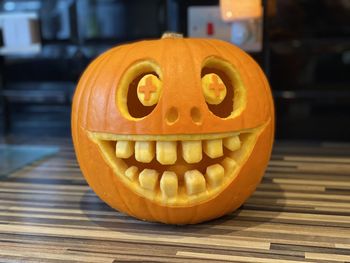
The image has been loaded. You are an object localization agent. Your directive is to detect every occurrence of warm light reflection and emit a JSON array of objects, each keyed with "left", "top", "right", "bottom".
[{"left": 220, "top": 0, "right": 262, "bottom": 21}]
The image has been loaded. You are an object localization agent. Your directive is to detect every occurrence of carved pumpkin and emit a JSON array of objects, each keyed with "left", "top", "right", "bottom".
[{"left": 72, "top": 33, "right": 274, "bottom": 224}]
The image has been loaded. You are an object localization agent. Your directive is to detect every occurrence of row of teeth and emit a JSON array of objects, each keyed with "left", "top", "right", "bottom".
[
  {"left": 115, "top": 135, "right": 241, "bottom": 164},
  {"left": 124, "top": 157, "right": 238, "bottom": 198}
]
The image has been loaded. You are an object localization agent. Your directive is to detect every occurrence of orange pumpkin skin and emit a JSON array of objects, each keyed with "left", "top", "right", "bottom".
[{"left": 72, "top": 36, "right": 274, "bottom": 224}]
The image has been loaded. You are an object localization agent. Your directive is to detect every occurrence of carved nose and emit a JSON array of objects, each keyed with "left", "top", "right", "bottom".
[
  {"left": 165, "top": 106, "right": 203, "bottom": 126},
  {"left": 190, "top": 107, "right": 202, "bottom": 124},
  {"left": 165, "top": 107, "right": 179, "bottom": 125}
]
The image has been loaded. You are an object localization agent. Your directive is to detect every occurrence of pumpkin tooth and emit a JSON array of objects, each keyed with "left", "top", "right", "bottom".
[
  {"left": 181, "top": 140, "right": 202, "bottom": 164},
  {"left": 184, "top": 170, "right": 206, "bottom": 195},
  {"left": 115, "top": 141, "right": 134, "bottom": 158},
  {"left": 135, "top": 141, "right": 155, "bottom": 163},
  {"left": 156, "top": 141, "right": 177, "bottom": 165},
  {"left": 203, "top": 139, "right": 223, "bottom": 158},
  {"left": 160, "top": 171, "right": 178, "bottom": 198},
  {"left": 125, "top": 166, "right": 139, "bottom": 181},
  {"left": 221, "top": 157, "right": 238, "bottom": 176},
  {"left": 205, "top": 164, "right": 225, "bottom": 188},
  {"left": 139, "top": 169, "right": 159, "bottom": 191},
  {"left": 223, "top": 135, "right": 241, "bottom": 151}
]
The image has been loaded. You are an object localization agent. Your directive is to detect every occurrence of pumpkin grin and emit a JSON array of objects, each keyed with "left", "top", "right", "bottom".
[{"left": 87, "top": 122, "right": 267, "bottom": 206}]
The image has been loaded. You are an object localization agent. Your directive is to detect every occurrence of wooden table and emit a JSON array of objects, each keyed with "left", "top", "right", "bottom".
[{"left": 0, "top": 138, "right": 349, "bottom": 262}]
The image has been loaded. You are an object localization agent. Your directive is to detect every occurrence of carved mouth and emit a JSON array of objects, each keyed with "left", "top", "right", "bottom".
[{"left": 87, "top": 123, "right": 267, "bottom": 206}]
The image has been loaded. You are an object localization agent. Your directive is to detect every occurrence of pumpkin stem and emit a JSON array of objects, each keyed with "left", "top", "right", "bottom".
[{"left": 161, "top": 32, "right": 183, "bottom": 39}]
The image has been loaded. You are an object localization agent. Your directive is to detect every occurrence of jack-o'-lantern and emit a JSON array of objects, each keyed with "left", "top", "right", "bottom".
[{"left": 72, "top": 33, "right": 274, "bottom": 224}]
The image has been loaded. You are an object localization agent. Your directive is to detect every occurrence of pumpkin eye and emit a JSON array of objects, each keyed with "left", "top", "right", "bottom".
[
  {"left": 201, "top": 67, "right": 234, "bottom": 118},
  {"left": 117, "top": 60, "right": 162, "bottom": 120},
  {"left": 201, "top": 73, "right": 227, "bottom": 105},
  {"left": 137, "top": 74, "right": 162, "bottom": 106}
]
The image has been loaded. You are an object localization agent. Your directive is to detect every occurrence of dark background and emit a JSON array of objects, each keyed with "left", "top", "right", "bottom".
[{"left": 0, "top": 0, "right": 349, "bottom": 141}]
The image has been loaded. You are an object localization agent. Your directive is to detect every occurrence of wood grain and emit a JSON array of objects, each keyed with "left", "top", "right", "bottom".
[{"left": 0, "top": 138, "right": 349, "bottom": 262}]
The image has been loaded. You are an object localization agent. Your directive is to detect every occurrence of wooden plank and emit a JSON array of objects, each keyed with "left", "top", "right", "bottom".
[
  {"left": 176, "top": 251, "right": 314, "bottom": 263},
  {"left": 237, "top": 210, "right": 350, "bottom": 224},
  {"left": 0, "top": 224, "right": 271, "bottom": 251},
  {"left": 0, "top": 249, "right": 113, "bottom": 263},
  {"left": 253, "top": 191, "right": 350, "bottom": 201},
  {"left": 284, "top": 156, "right": 350, "bottom": 164},
  {"left": 272, "top": 178, "right": 350, "bottom": 188},
  {"left": 305, "top": 252, "right": 350, "bottom": 262}
]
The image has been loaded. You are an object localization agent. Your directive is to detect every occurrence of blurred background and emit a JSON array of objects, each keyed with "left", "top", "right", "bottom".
[{"left": 0, "top": 0, "right": 349, "bottom": 142}]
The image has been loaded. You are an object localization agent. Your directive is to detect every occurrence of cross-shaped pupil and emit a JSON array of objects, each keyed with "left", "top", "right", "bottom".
[
  {"left": 139, "top": 76, "right": 157, "bottom": 101},
  {"left": 209, "top": 74, "right": 225, "bottom": 97}
]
